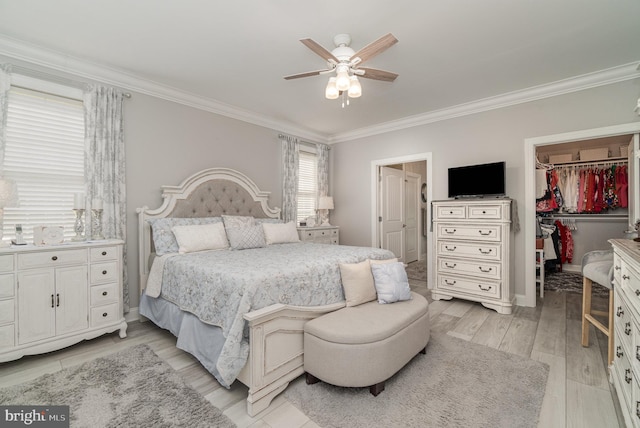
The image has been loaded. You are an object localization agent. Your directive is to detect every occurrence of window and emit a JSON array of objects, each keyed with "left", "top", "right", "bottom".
[
  {"left": 297, "top": 149, "right": 318, "bottom": 223},
  {"left": 3, "top": 85, "right": 85, "bottom": 241}
]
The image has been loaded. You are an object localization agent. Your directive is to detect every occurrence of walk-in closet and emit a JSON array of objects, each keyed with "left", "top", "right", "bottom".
[{"left": 535, "top": 133, "right": 639, "bottom": 295}]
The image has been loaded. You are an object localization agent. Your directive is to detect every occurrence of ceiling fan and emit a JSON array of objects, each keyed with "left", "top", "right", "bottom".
[{"left": 284, "top": 33, "right": 399, "bottom": 103}]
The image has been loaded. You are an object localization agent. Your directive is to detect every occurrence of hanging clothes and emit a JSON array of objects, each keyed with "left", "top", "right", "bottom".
[{"left": 555, "top": 220, "right": 574, "bottom": 264}]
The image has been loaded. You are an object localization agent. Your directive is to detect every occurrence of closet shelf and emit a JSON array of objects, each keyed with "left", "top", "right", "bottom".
[
  {"left": 550, "top": 156, "right": 627, "bottom": 168},
  {"left": 540, "top": 213, "right": 628, "bottom": 221}
]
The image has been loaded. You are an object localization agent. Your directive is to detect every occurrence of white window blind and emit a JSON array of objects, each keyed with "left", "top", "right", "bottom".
[
  {"left": 297, "top": 150, "right": 318, "bottom": 223},
  {"left": 3, "top": 87, "right": 85, "bottom": 241}
]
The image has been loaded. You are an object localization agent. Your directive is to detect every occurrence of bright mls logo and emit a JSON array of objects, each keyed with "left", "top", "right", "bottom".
[{"left": 1, "top": 406, "right": 69, "bottom": 427}]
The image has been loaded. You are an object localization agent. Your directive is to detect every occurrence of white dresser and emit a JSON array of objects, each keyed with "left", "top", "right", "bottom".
[
  {"left": 610, "top": 239, "right": 640, "bottom": 427},
  {"left": 0, "top": 240, "right": 127, "bottom": 363},
  {"left": 297, "top": 226, "right": 339, "bottom": 245},
  {"left": 431, "top": 199, "right": 514, "bottom": 314}
]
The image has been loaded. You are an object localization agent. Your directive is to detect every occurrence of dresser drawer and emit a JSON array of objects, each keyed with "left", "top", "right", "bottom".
[
  {"left": 90, "top": 262, "right": 119, "bottom": 285},
  {"left": 0, "top": 324, "right": 14, "bottom": 348},
  {"left": 0, "top": 274, "right": 14, "bottom": 299},
  {"left": 437, "top": 241, "right": 501, "bottom": 261},
  {"left": 616, "top": 290, "right": 634, "bottom": 355},
  {"left": 0, "top": 299, "right": 14, "bottom": 324},
  {"left": 438, "top": 257, "right": 501, "bottom": 280},
  {"left": 437, "top": 274, "right": 500, "bottom": 298},
  {"left": 613, "top": 331, "right": 634, "bottom": 412},
  {"left": 18, "top": 249, "right": 87, "bottom": 269},
  {"left": 90, "top": 303, "right": 119, "bottom": 327},
  {"left": 90, "top": 246, "right": 118, "bottom": 262},
  {"left": 434, "top": 205, "right": 466, "bottom": 220},
  {"left": 468, "top": 204, "right": 503, "bottom": 220},
  {"left": 436, "top": 224, "right": 501, "bottom": 242},
  {"left": 90, "top": 283, "right": 119, "bottom": 306},
  {"left": 0, "top": 255, "right": 13, "bottom": 272},
  {"left": 614, "top": 253, "right": 623, "bottom": 287}
]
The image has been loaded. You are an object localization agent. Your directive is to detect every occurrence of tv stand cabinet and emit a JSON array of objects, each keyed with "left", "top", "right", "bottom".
[{"left": 431, "top": 199, "right": 514, "bottom": 314}]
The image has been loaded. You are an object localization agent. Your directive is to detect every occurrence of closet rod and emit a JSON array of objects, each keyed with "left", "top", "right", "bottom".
[
  {"left": 550, "top": 157, "right": 628, "bottom": 168},
  {"left": 540, "top": 214, "right": 628, "bottom": 221}
]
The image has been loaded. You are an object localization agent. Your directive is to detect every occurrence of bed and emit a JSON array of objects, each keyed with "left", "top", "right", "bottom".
[{"left": 136, "top": 167, "right": 394, "bottom": 416}]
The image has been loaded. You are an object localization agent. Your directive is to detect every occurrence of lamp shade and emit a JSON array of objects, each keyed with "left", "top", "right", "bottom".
[
  {"left": 0, "top": 178, "right": 18, "bottom": 208},
  {"left": 318, "top": 196, "right": 334, "bottom": 210},
  {"left": 325, "top": 77, "right": 339, "bottom": 100},
  {"left": 347, "top": 76, "right": 362, "bottom": 98}
]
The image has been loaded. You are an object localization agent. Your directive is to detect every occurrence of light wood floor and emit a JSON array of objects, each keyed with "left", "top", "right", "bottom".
[{"left": 0, "top": 278, "right": 624, "bottom": 428}]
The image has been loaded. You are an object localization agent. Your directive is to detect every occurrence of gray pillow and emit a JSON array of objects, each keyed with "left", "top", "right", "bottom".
[
  {"left": 371, "top": 262, "right": 412, "bottom": 304},
  {"left": 226, "top": 224, "right": 266, "bottom": 250}
]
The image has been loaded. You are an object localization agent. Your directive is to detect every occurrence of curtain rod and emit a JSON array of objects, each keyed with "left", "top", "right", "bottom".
[{"left": 278, "top": 134, "right": 328, "bottom": 149}]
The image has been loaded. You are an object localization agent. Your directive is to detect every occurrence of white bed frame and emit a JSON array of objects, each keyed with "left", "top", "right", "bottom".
[{"left": 136, "top": 167, "right": 344, "bottom": 416}]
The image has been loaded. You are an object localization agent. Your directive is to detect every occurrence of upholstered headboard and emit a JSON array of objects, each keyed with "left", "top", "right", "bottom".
[{"left": 136, "top": 167, "right": 281, "bottom": 291}]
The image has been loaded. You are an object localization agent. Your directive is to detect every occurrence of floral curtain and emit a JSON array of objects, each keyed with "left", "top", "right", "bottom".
[
  {"left": 84, "top": 85, "right": 128, "bottom": 311},
  {"left": 0, "top": 65, "right": 11, "bottom": 169},
  {"left": 281, "top": 135, "right": 299, "bottom": 223},
  {"left": 316, "top": 143, "right": 330, "bottom": 198}
]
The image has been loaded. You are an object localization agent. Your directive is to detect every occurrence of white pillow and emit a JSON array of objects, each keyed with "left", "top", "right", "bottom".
[
  {"left": 171, "top": 222, "right": 229, "bottom": 254},
  {"left": 339, "top": 258, "right": 398, "bottom": 307},
  {"left": 371, "top": 262, "right": 412, "bottom": 304},
  {"left": 262, "top": 221, "right": 300, "bottom": 245}
]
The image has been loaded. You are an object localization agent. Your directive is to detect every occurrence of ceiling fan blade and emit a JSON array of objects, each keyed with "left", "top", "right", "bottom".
[
  {"left": 300, "top": 38, "right": 339, "bottom": 63},
  {"left": 350, "top": 33, "right": 398, "bottom": 65},
  {"left": 284, "top": 69, "right": 332, "bottom": 80},
  {"left": 358, "top": 67, "right": 398, "bottom": 82}
]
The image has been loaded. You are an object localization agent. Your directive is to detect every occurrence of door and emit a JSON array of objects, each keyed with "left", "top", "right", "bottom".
[
  {"left": 405, "top": 172, "right": 420, "bottom": 263},
  {"left": 55, "top": 266, "right": 88, "bottom": 335},
  {"left": 18, "top": 269, "right": 55, "bottom": 344},
  {"left": 380, "top": 166, "right": 405, "bottom": 261}
]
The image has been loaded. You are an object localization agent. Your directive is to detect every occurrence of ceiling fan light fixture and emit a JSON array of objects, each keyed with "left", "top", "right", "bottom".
[
  {"left": 335, "top": 66, "right": 351, "bottom": 91},
  {"left": 347, "top": 76, "right": 362, "bottom": 98},
  {"left": 325, "top": 77, "right": 339, "bottom": 99}
]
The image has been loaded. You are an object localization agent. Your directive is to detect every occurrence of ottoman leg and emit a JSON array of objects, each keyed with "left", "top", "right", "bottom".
[
  {"left": 370, "top": 382, "right": 385, "bottom": 396},
  {"left": 306, "top": 372, "right": 321, "bottom": 385}
]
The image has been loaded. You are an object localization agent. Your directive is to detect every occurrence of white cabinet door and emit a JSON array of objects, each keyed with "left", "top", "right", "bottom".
[
  {"left": 18, "top": 269, "right": 55, "bottom": 344},
  {"left": 55, "top": 266, "right": 88, "bottom": 335}
]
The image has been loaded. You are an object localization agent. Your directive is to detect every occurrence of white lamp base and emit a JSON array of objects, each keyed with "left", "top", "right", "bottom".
[{"left": 321, "top": 220, "right": 332, "bottom": 227}]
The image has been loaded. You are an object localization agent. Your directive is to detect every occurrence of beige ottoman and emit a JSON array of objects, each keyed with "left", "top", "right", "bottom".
[{"left": 304, "top": 291, "right": 430, "bottom": 395}]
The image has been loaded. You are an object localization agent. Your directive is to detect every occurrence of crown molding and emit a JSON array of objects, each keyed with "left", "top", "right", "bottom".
[
  {"left": 1, "top": 35, "right": 637, "bottom": 146},
  {"left": 0, "top": 35, "right": 328, "bottom": 143},
  {"left": 328, "top": 61, "right": 640, "bottom": 144}
]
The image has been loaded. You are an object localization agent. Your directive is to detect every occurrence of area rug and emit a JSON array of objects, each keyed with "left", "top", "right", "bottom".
[
  {"left": 284, "top": 333, "right": 549, "bottom": 428},
  {"left": 544, "top": 270, "right": 609, "bottom": 298},
  {"left": 0, "top": 345, "right": 235, "bottom": 428},
  {"left": 405, "top": 260, "right": 427, "bottom": 281}
]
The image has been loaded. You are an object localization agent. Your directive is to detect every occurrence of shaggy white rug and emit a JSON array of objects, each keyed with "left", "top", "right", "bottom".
[{"left": 285, "top": 333, "right": 549, "bottom": 428}]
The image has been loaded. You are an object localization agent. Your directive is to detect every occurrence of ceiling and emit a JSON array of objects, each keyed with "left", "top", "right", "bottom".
[{"left": 0, "top": 1, "right": 639, "bottom": 143}]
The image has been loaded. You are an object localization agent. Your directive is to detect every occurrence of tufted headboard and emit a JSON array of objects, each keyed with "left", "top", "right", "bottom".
[{"left": 136, "top": 168, "right": 281, "bottom": 291}]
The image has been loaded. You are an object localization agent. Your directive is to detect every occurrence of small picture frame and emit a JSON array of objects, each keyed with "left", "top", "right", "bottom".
[
  {"left": 306, "top": 216, "right": 316, "bottom": 227},
  {"left": 299, "top": 221, "right": 307, "bottom": 227}
]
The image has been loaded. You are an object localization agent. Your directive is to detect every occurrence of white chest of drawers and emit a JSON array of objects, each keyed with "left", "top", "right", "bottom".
[
  {"left": 0, "top": 240, "right": 127, "bottom": 363},
  {"left": 297, "top": 226, "right": 339, "bottom": 245},
  {"left": 431, "top": 199, "right": 514, "bottom": 314},
  {"left": 610, "top": 239, "right": 640, "bottom": 427}
]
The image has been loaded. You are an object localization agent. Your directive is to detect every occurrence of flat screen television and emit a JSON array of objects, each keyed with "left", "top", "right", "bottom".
[{"left": 448, "top": 161, "right": 506, "bottom": 198}]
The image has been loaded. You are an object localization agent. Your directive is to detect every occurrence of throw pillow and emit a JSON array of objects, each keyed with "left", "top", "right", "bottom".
[
  {"left": 222, "top": 215, "right": 255, "bottom": 229},
  {"left": 262, "top": 221, "right": 300, "bottom": 245},
  {"left": 226, "top": 224, "right": 266, "bottom": 250},
  {"left": 171, "top": 222, "right": 229, "bottom": 253},
  {"left": 339, "top": 257, "right": 398, "bottom": 307},
  {"left": 371, "top": 262, "right": 412, "bottom": 304},
  {"left": 148, "top": 217, "right": 222, "bottom": 255}
]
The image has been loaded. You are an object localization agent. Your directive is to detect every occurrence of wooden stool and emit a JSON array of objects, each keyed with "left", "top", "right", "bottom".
[{"left": 581, "top": 250, "right": 614, "bottom": 365}]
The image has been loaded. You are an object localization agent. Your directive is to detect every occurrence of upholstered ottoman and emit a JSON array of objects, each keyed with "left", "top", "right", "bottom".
[{"left": 303, "top": 291, "right": 430, "bottom": 395}]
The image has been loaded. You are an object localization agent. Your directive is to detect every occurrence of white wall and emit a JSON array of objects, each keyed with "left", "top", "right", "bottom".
[
  {"left": 125, "top": 93, "right": 283, "bottom": 308},
  {"left": 331, "top": 80, "right": 640, "bottom": 299}
]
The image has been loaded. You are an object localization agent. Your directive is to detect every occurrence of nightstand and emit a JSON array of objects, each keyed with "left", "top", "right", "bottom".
[{"left": 297, "top": 226, "right": 339, "bottom": 245}]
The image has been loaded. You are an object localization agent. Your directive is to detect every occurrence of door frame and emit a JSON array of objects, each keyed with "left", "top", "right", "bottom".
[
  {"left": 523, "top": 122, "right": 640, "bottom": 307},
  {"left": 371, "top": 152, "right": 433, "bottom": 285},
  {"left": 405, "top": 171, "right": 421, "bottom": 263}
]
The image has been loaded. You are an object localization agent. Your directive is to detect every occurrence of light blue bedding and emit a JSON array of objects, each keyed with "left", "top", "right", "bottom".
[{"left": 151, "top": 242, "right": 394, "bottom": 387}]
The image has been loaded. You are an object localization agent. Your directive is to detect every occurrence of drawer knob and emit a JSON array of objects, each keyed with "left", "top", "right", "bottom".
[
  {"left": 444, "top": 279, "right": 456, "bottom": 286},
  {"left": 636, "top": 289, "right": 640, "bottom": 297},
  {"left": 102, "top": 291, "right": 108, "bottom": 296},
  {"left": 617, "top": 307, "right": 624, "bottom": 317},
  {"left": 478, "top": 284, "right": 492, "bottom": 292},
  {"left": 101, "top": 251, "right": 107, "bottom": 256},
  {"left": 102, "top": 312, "right": 108, "bottom": 317},
  {"left": 449, "top": 211, "right": 453, "bottom": 214},
  {"left": 478, "top": 230, "right": 491, "bottom": 236},
  {"left": 615, "top": 265, "right": 621, "bottom": 271},
  {"left": 445, "top": 246, "right": 457, "bottom": 251},
  {"left": 445, "top": 229, "right": 456, "bottom": 234},
  {"left": 445, "top": 262, "right": 457, "bottom": 268},
  {"left": 482, "top": 210, "right": 486, "bottom": 214},
  {"left": 626, "top": 368, "right": 632, "bottom": 384},
  {"left": 102, "top": 270, "right": 107, "bottom": 275},
  {"left": 623, "top": 274, "right": 630, "bottom": 281},
  {"left": 479, "top": 267, "right": 492, "bottom": 273},
  {"left": 479, "top": 249, "right": 492, "bottom": 254},
  {"left": 636, "top": 346, "right": 640, "bottom": 361},
  {"left": 617, "top": 346, "right": 624, "bottom": 358},
  {"left": 51, "top": 256, "right": 58, "bottom": 261},
  {"left": 626, "top": 322, "right": 632, "bottom": 335},
  {"left": 637, "top": 401, "right": 640, "bottom": 418}
]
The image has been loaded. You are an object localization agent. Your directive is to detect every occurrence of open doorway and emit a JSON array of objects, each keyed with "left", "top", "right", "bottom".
[{"left": 371, "top": 153, "right": 433, "bottom": 285}]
